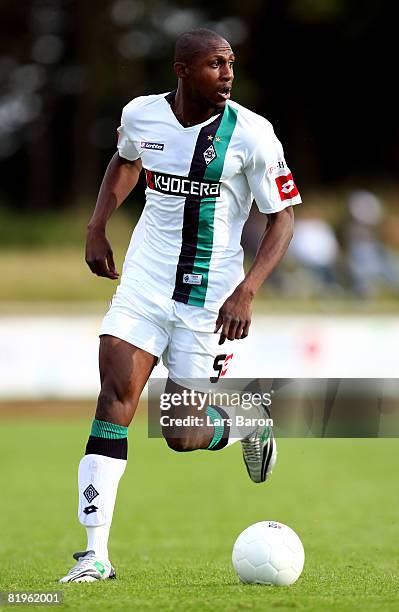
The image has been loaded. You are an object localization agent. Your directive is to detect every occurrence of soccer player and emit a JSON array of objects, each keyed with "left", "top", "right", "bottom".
[{"left": 60, "top": 28, "right": 301, "bottom": 582}]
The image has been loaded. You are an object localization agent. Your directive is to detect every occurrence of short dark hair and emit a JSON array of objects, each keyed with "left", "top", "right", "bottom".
[{"left": 174, "top": 29, "right": 230, "bottom": 63}]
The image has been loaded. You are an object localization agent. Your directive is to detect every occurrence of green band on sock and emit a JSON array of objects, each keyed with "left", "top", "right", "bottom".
[
  {"left": 206, "top": 406, "right": 225, "bottom": 450},
  {"left": 90, "top": 419, "right": 128, "bottom": 440}
]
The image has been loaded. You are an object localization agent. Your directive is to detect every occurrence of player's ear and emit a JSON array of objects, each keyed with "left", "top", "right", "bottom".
[{"left": 173, "top": 61, "right": 189, "bottom": 78}]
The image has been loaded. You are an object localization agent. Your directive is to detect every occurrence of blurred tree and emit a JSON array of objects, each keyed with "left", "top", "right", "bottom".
[{"left": 0, "top": 0, "right": 396, "bottom": 211}]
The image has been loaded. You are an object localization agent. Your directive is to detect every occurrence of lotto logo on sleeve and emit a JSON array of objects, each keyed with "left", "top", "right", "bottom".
[
  {"left": 141, "top": 141, "right": 164, "bottom": 150},
  {"left": 275, "top": 173, "right": 299, "bottom": 201}
]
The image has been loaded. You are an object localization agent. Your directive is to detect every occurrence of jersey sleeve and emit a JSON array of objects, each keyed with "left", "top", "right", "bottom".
[
  {"left": 116, "top": 106, "right": 140, "bottom": 161},
  {"left": 244, "top": 126, "right": 301, "bottom": 213}
]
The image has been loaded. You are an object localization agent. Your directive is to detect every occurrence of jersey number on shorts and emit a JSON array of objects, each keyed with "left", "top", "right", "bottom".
[{"left": 210, "top": 353, "right": 233, "bottom": 383}]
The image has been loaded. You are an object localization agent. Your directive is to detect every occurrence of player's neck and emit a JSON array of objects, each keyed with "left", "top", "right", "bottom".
[{"left": 171, "top": 86, "right": 219, "bottom": 128}]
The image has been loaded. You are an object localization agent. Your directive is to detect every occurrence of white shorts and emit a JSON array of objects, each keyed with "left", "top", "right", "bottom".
[{"left": 100, "top": 277, "right": 239, "bottom": 385}]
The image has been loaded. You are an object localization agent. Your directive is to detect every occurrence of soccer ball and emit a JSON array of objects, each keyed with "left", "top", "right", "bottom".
[{"left": 232, "top": 521, "right": 305, "bottom": 586}]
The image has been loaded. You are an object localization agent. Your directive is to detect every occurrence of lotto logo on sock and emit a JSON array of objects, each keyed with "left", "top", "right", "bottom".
[
  {"left": 83, "top": 484, "right": 99, "bottom": 503},
  {"left": 83, "top": 505, "right": 98, "bottom": 515}
]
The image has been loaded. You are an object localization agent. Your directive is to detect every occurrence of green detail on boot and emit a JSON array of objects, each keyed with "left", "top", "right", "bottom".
[{"left": 94, "top": 561, "right": 106, "bottom": 575}]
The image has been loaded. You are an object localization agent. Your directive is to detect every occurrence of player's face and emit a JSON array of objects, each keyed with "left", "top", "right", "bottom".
[{"left": 188, "top": 45, "right": 235, "bottom": 109}]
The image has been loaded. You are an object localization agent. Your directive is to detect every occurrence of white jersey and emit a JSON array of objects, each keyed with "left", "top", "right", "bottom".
[{"left": 117, "top": 92, "right": 301, "bottom": 309}]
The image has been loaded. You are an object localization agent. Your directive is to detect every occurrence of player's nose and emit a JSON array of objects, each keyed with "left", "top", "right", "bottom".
[{"left": 220, "top": 64, "right": 233, "bottom": 82}]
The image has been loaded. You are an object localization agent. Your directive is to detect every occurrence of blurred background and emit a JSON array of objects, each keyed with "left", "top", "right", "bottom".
[
  {"left": 1, "top": 0, "right": 398, "bottom": 399},
  {"left": 2, "top": 7, "right": 398, "bottom": 602}
]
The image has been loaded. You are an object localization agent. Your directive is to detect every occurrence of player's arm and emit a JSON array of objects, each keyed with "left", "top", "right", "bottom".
[
  {"left": 216, "top": 122, "right": 301, "bottom": 344},
  {"left": 215, "top": 207, "right": 294, "bottom": 344},
  {"left": 241, "top": 206, "right": 294, "bottom": 297},
  {"left": 85, "top": 153, "right": 142, "bottom": 279}
]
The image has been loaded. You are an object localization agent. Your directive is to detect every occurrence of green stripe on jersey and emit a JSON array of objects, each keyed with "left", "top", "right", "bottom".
[
  {"left": 204, "top": 105, "right": 239, "bottom": 183},
  {"left": 188, "top": 104, "right": 238, "bottom": 307}
]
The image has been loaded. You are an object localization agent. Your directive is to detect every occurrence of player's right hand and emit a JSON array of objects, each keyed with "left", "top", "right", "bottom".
[
  {"left": 214, "top": 284, "right": 253, "bottom": 344},
  {"left": 85, "top": 229, "right": 119, "bottom": 280}
]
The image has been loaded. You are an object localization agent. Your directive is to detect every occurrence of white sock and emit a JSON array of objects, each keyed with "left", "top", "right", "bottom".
[
  {"left": 86, "top": 525, "right": 111, "bottom": 559},
  {"left": 78, "top": 454, "right": 126, "bottom": 560}
]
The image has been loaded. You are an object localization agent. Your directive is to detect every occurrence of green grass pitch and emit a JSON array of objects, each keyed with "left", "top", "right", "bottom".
[{"left": 0, "top": 411, "right": 398, "bottom": 611}]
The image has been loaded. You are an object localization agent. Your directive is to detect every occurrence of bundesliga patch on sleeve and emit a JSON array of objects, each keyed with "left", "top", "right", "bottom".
[{"left": 275, "top": 173, "right": 299, "bottom": 201}]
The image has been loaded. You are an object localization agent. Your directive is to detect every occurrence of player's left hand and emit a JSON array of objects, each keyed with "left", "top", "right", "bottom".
[{"left": 214, "top": 284, "right": 253, "bottom": 345}]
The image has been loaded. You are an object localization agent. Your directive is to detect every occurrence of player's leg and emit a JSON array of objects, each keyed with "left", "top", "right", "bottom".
[
  {"left": 162, "top": 374, "right": 275, "bottom": 476},
  {"left": 160, "top": 378, "right": 215, "bottom": 451},
  {"left": 161, "top": 303, "right": 276, "bottom": 480},
  {"left": 60, "top": 335, "right": 157, "bottom": 583},
  {"left": 161, "top": 306, "right": 232, "bottom": 450}
]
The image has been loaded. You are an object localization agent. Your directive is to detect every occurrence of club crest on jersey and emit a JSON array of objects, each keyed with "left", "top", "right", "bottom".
[
  {"left": 141, "top": 141, "right": 164, "bottom": 150},
  {"left": 203, "top": 143, "right": 217, "bottom": 165}
]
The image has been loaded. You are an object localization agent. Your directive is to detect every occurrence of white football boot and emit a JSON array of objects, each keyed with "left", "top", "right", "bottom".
[
  {"left": 59, "top": 550, "right": 116, "bottom": 583},
  {"left": 241, "top": 403, "right": 277, "bottom": 483}
]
